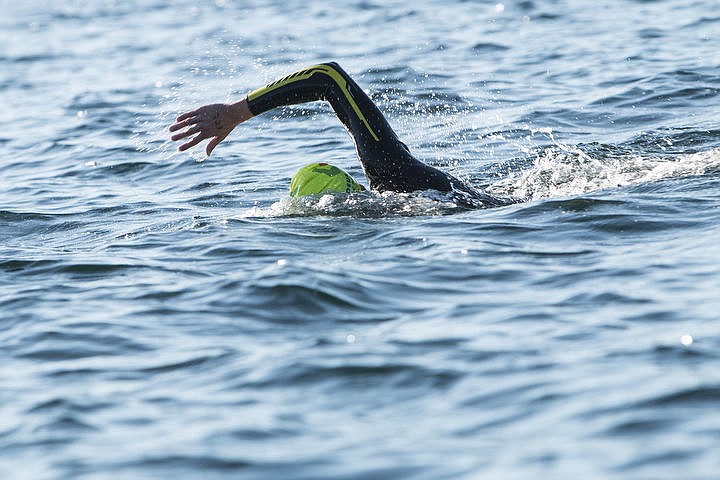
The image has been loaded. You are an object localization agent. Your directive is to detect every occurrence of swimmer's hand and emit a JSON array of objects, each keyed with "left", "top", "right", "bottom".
[{"left": 169, "top": 98, "right": 254, "bottom": 156}]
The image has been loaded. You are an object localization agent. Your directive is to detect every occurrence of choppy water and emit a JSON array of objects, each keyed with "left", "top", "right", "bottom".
[{"left": 2, "top": 1, "right": 720, "bottom": 479}]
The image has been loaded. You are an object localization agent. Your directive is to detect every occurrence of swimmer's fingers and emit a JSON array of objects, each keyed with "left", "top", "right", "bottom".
[
  {"left": 176, "top": 109, "right": 199, "bottom": 123},
  {"left": 170, "top": 126, "right": 201, "bottom": 142},
  {"left": 169, "top": 102, "right": 246, "bottom": 154},
  {"left": 169, "top": 118, "right": 195, "bottom": 133},
  {"left": 206, "top": 134, "right": 228, "bottom": 156},
  {"left": 169, "top": 109, "right": 201, "bottom": 132},
  {"left": 178, "top": 133, "right": 209, "bottom": 152}
]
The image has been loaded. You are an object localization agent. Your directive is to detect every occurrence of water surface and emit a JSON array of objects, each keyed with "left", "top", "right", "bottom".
[{"left": 2, "top": 1, "right": 720, "bottom": 479}]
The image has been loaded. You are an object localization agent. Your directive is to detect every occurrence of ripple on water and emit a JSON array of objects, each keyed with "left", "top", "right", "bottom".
[{"left": 16, "top": 330, "right": 153, "bottom": 361}]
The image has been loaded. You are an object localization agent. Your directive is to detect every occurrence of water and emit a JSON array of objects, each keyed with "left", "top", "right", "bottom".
[{"left": 2, "top": 0, "right": 720, "bottom": 478}]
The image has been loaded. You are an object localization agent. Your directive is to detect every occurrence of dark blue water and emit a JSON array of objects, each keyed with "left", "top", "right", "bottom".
[{"left": 2, "top": 1, "right": 720, "bottom": 479}]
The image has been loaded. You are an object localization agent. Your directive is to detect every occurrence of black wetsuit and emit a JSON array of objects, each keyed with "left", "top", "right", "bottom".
[{"left": 246, "top": 62, "right": 511, "bottom": 207}]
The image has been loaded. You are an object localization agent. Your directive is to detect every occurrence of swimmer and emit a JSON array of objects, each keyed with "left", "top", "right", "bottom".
[{"left": 169, "top": 62, "right": 512, "bottom": 207}]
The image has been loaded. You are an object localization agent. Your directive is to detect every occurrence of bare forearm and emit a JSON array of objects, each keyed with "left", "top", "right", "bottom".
[{"left": 228, "top": 98, "right": 254, "bottom": 128}]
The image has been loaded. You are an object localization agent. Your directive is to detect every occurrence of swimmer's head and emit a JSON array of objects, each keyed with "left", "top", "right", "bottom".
[{"left": 290, "top": 162, "right": 365, "bottom": 197}]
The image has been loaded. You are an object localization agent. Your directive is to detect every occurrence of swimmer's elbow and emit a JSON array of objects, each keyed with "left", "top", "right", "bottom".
[{"left": 320, "top": 61, "right": 349, "bottom": 77}]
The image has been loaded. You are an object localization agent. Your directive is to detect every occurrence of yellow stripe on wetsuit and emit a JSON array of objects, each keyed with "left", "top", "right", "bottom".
[{"left": 248, "top": 64, "right": 380, "bottom": 142}]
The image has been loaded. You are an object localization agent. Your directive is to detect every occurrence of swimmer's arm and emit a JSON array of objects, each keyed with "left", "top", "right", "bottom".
[
  {"left": 169, "top": 99, "right": 254, "bottom": 156},
  {"left": 170, "top": 63, "right": 391, "bottom": 157}
]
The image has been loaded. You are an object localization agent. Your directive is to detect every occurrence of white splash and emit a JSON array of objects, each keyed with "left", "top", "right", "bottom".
[
  {"left": 487, "top": 146, "right": 720, "bottom": 201},
  {"left": 239, "top": 190, "right": 460, "bottom": 218}
]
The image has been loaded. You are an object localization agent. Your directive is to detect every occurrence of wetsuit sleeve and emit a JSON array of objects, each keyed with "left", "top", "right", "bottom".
[
  {"left": 246, "top": 63, "right": 388, "bottom": 147},
  {"left": 246, "top": 62, "right": 511, "bottom": 206}
]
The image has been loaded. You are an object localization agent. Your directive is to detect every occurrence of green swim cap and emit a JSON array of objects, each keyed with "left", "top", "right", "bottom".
[{"left": 290, "top": 163, "right": 364, "bottom": 197}]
